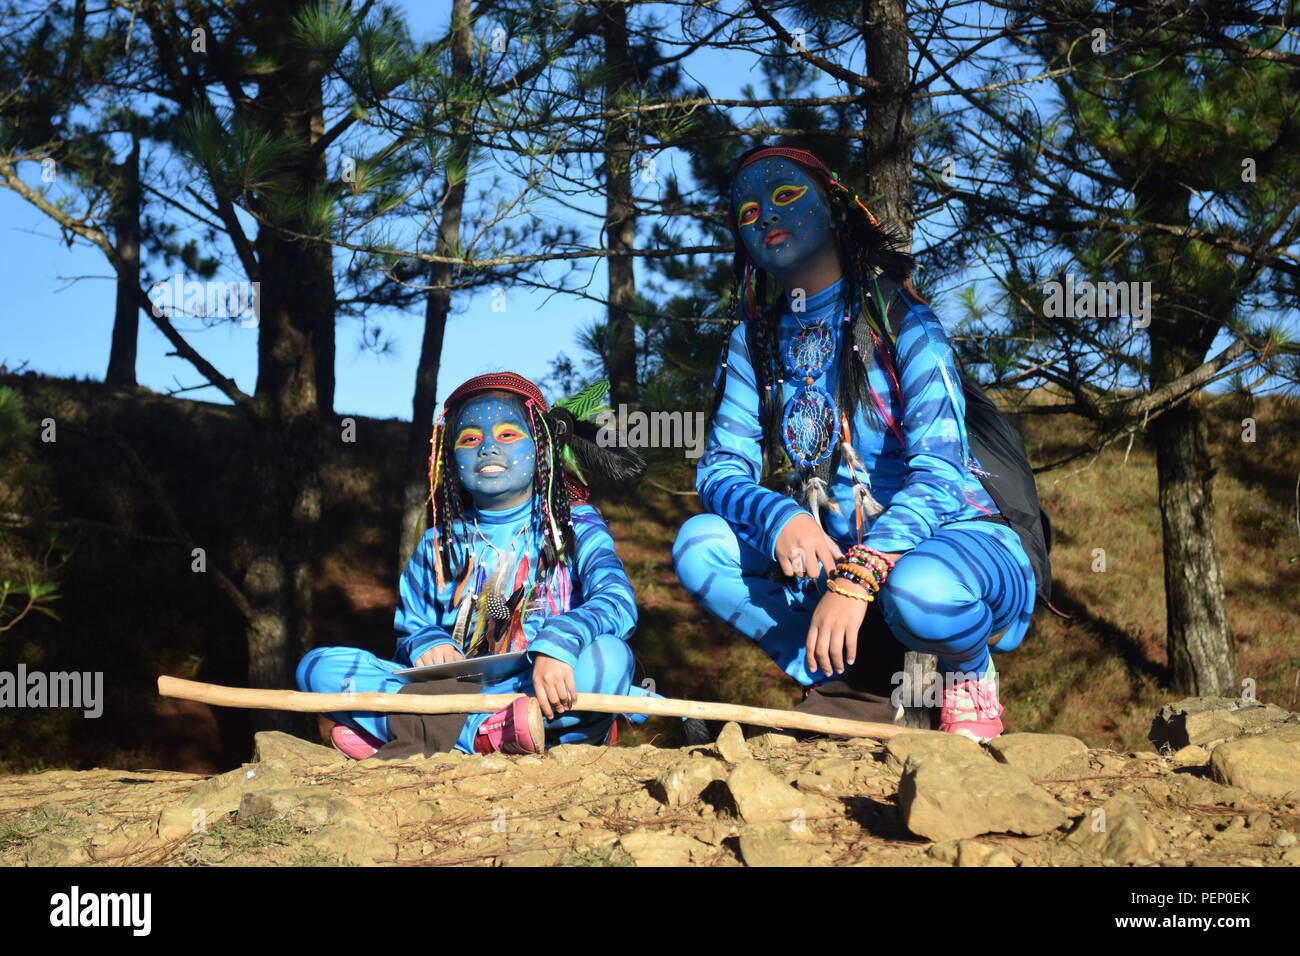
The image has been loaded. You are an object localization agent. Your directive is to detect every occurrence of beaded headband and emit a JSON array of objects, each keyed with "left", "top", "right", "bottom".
[{"left": 442, "top": 371, "right": 547, "bottom": 413}]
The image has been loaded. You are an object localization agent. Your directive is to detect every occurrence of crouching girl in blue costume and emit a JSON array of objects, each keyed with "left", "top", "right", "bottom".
[
  {"left": 298, "top": 371, "right": 644, "bottom": 758},
  {"left": 673, "top": 142, "right": 1038, "bottom": 741}
]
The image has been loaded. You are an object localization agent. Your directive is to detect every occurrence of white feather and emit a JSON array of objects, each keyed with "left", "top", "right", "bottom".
[
  {"left": 841, "top": 436, "right": 885, "bottom": 518},
  {"left": 855, "top": 481, "right": 886, "bottom": 518},
  {"left": 803, "top": 476, "right": 840, "bottom": 526}
]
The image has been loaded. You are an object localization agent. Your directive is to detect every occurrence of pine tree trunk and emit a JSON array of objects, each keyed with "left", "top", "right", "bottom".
[
  {"left": 397, "top": 0, "right": 473, "bottom": 572},
  {"left": 241, "top": 8, "right": 333, "bottom": 733},
  {"left": 106, "top": 135, "right": 140, "bottom": 387},
  {"left": 1152, "top": 395, "right": 1236, "bottom": 694},
  {"left": 1140, "top": 172, "right": 1236, "bottom": 698},
  {"left": 860, "top": 0, "right": 914, "bottom": 251},
  {"left": 862, "top": 0, "right": 931, "bottom": 715},
  {"left": 602, "top": 1, "right": 639, "bottom": 407}
]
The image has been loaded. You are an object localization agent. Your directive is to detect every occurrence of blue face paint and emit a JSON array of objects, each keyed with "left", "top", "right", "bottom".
[
  {"left": 731, "top": 158, "right": 834, "bottom": 282},
  {"left": 451, "top": 394, "right": 537, "bottom": 510}
]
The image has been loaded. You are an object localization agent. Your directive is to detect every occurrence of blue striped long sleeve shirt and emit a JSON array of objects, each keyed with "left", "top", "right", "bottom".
[
  {"left": 696, "top": 276, "right": 997, "bottom": 556},
  {"left": 394, "top": 498, "right": 637, "bottom": 668}
]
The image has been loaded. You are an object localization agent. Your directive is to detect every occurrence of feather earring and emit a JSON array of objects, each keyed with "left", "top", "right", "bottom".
[
  {"left": 483, "top": 557, "right": 515, "bottom": 653},
  {"left": 839, "top": 413, "right": 884, "bottom": 542},
  {"left": 465, "top": 564, "right": 490, "bottom": 657},
  {"left": 802, "top": 475, "right": 839, "bottom": 529},
  {"left": 450, "top": 587, "right": 474, "bottom": 653},
  {"left": 449, "top": 553, "right": 477, "bottom": 653},
  {"left": 501, "top": 586, "right": 528, "bottom": 653},
  {"left": 486, "top": 557, "right": 512, "bottom": 615}
]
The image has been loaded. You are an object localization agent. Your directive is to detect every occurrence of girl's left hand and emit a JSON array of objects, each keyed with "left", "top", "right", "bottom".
[
  {"left": 532, "top": 654, "right": 577, "bottom": 719},
  {"left": 805, "top": 581, "right": 871, "bottom": 678}
]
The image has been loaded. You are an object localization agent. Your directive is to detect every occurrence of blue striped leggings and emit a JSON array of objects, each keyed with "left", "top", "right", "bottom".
[
  {"left": 672, "top": 515, "right": 1036, "bottom": 685},
  {"left": 296, "top": 636, "right": 635, "bottom": 751}
]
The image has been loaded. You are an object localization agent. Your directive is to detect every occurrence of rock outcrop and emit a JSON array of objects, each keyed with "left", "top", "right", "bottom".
[{"left": 2, "top": 706, "right": 1299, "bottom": 868}]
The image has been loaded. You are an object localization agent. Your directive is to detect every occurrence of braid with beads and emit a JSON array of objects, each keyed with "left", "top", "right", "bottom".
[{"left": 524, "top": 397, "right": 576, "bottom": 575}]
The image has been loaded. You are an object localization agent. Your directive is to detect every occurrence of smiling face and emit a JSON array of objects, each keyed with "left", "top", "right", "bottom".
[
  {"left": 731, "top": 157, "right": 835, "bottom": 282},
  {"left": 451, "top": 393, "right": 537, "bottom": 510}
]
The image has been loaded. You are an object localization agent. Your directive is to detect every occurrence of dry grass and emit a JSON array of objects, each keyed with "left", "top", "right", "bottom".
[
  {"left": 603, "top": 393, "right": 1300, "bottom": 752},
  {"left": 1, "top": 372, "right": 1296, "bottom": 769}
]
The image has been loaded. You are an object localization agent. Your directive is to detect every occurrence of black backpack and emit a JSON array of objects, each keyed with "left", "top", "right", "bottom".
[
  {"left": 960, "top": 377, "right": 1054, "bottom": 603},
  {"left": 878, "top": 278, "right": 1054, "bottom": 604}
]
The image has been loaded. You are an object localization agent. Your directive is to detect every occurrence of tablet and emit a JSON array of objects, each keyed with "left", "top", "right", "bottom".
[{"left": 393, "top": 651, "right": 528, "bottom": 684}]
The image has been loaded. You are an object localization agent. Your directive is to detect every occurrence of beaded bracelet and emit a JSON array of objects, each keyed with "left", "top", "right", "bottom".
[
  {"left": 842, "top": 546, "right": 896, "bottom": 592},
  {"left": 833, "top": 567, "right": 877, "bottom": 590},
  {"left": 827, "top": 580, "right": 874, "bottom": 603},
  {"left": 842, "top": 551, "right": 890, "bottom": 574},
  {"left": 846, "top": 543, "right": 892, "bottom": 562},
  {"left": 847, "top": 544, "right": 896, "bottom": 571},
  {"left": 837, "top": 560, "right": 882, "bottom": 584},
  {"left": 842, "top": 556, "right": 889, "bottom": 579},
  {"left": 835, "top": 558, "right": 884, "bottom": 585}
]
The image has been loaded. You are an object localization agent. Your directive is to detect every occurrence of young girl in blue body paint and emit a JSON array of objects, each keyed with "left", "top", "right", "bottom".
[
  {"left": 298, "top": 372, "right": 644, "bottom": 757},
  {"left": 673, "top": 142, "right": 1038, "bottom": 741}
]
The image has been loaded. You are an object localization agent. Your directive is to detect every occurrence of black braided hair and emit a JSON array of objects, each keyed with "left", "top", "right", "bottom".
[
  {"left": 432, "top": 413, "right": 470, "bottom": 580},
  {"left": 710, "top": 137, "right": 915, "bottom": 481},
  {"left": 525, "top": 398, "right": 576, "bottom": 574}
]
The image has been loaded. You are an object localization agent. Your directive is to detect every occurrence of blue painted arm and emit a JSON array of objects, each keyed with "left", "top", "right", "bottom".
[
  {"left": 696, "top": 322, "right": 808, "bottom": 559},
  {"left": 527, "top": 504, "right": 638, "bottom": 668},
  {"left": 864, "top": 303, "right": 979, "bottom": 553},
  {"left": 393, "top": 531, "right": 458, "bottom": 666}
]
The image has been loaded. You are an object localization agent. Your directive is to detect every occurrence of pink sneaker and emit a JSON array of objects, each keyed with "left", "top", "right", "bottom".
[
  {"left": 474, "top": 697, "right": 545, "bottom": 755},
  {"left": 331, "top": 723, "right": 384, "bottom": 760},
  {"left": 938, "top": 664, "right": 1004, "bottom": 742}
]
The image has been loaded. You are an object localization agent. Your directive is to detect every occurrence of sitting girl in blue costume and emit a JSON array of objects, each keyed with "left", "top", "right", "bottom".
[
  {"left": 673, "top": 142, "right": 1038, "bottom": 742},
  {"left": 298, "top": 371, "right": 644, "bottom": 758}
]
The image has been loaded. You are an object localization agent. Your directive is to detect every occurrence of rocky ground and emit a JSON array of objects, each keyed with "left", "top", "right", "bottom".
[{"left": 2, "top": 696, "right": 1298, "bottom": 867}]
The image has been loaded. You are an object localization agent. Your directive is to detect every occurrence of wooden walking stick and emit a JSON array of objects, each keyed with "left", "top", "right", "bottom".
[{"left": 157, "top": 676, "right": 939, "bottom": 741}]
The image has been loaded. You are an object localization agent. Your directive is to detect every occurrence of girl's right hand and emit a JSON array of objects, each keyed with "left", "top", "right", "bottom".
[
  {"left": 775, "top": 513, "right": 843, "bottom": 579},
  {"left": 415, "top": 644, "right": 465, "bottom": 668}
]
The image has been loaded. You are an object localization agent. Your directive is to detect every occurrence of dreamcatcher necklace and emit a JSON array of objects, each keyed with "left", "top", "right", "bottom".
[{"left": 781, "top": 309, "right": 846, "bottom": 468}]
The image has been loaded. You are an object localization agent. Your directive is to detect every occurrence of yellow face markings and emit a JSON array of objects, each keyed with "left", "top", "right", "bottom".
[
  {"left": 455, "top": 423, "right": 527, "bottom": 449},
  {"left": 454, "top": 426, "right": 483, "bottom": 449},
  {"left": 492, "top": 423, "right": 527, "bottom": 444},
  {"left": 737, "top": 183, "right": 808, "bottom": 228},
  {"left": 772, "top": 184, "right": 808, "bottom": 206}
]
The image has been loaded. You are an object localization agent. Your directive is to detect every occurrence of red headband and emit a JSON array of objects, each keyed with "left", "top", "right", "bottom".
[
  {"left": 442, "top": 371, "right": 547, "bottom": 417},
  {"left": 737, "top": 146, "right": 834, "bottom": 179}
]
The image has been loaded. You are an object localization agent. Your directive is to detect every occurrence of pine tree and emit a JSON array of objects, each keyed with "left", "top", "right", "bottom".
[{"left": 938, "top": 1, "right": 1300, "bottom": 694}]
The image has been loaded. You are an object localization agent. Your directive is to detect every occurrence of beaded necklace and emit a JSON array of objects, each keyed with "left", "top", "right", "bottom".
[{"left": 780, "top": 307, "right": 847, "bottom": 468}]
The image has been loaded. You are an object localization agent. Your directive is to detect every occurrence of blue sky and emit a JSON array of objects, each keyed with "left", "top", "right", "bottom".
[
  {"left": 0, "top": 2, "right": 762, "bottom": 419},
  {"left": 2, "top": 4, "right": 1288, "bottom": 418}
]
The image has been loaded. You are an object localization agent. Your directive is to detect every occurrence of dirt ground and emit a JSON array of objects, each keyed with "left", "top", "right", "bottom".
[{"left": 2, "top": 716, "right": 1298, "bottom": 868}]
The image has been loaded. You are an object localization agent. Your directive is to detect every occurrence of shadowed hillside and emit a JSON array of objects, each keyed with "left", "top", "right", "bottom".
[{"left": 1, "top": 371, "right": 1297, "bottom": 772}]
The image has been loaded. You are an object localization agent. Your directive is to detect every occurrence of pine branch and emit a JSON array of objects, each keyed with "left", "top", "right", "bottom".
[{"left": 0, "top": 153, "right": 252, "bottom": 408}]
